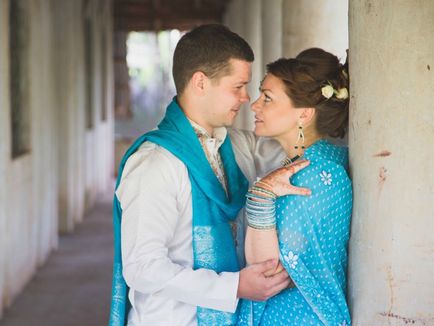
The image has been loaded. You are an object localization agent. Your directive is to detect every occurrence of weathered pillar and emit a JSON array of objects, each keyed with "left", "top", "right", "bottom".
[
  {"left": 282, "top": 0, "right": 348, "bottom": 59},
  {"left": 0, "top": 2, "right": 8, "bottom": 318},
  {"left": 114, "top": 31, "right": 131, "bottom": 119},
  {"left": 52, "top": 0, "right": 86, "bottom": 232},
  {"left": 348, "top": 0, "right": 434, "bottom": 324},
  {"left": 224, "top": 0, "right": 262, "bottom": 130},
  {"left": 261, "top": 0, "right": 282, "bottom": 66}
]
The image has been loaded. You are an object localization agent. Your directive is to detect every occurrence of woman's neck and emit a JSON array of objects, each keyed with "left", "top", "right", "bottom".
[{"left": 277, "top": 127, "right": 322, "bottom": 159}]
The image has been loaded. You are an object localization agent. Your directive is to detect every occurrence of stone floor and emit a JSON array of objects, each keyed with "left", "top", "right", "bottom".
[{"left": 0, "top": 195, "right": 113, "bottom": 326}]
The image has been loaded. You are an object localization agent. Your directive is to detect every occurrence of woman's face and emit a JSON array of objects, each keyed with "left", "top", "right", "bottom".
[{"left": 251, "top": 74, "right": 301, "bottom": 140}]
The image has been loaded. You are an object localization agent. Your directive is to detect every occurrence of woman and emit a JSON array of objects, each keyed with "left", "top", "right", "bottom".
[{"left": 238, "top": 48, "right": 352, "bottom": 325}]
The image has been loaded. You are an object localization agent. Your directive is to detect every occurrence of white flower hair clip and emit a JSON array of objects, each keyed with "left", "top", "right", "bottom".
[{"left": 321, "top": 82, "right": 348, "bottom": 100}]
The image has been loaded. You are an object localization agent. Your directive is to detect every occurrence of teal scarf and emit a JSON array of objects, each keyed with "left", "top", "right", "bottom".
[{"left": 109, "top": 98, "right": 248, "bottom": 325}]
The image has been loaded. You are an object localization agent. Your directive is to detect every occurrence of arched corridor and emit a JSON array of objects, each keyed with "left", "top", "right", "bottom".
[{"left": 0, "top": 0, "right": 433, "bottom": 324}]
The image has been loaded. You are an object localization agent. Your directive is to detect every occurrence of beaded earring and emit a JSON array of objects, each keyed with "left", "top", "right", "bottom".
[{"left": 294, "top": 122, "right": 305, "bottom": 151}]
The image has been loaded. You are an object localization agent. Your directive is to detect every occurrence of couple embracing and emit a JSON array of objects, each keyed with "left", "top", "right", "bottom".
[{"left": 110, "top": 24, "right": 352, "bottom": 326}]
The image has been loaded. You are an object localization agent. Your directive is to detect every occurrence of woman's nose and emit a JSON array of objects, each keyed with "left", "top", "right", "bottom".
[{"left": 251, "top": 98, "right": 261, "bottom": 112}]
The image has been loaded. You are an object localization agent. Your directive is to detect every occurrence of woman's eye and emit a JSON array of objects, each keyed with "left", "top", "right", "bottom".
[{"left": 264, "top": 94, "right": 271, "bottom": 102}]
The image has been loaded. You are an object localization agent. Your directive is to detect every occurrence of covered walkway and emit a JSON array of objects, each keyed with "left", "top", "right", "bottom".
[
  {"left": 0, "top": 0, "right": 432, "bottom": 324},
  {"left": 0, "top": 192, "right": 113, "bottom": 326}
]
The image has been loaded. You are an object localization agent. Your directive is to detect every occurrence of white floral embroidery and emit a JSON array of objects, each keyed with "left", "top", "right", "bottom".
[
  {"left": 283, "top": 251, "right": 299, "bottom": 269},
  {"left": 339, "top": 320, "right": 348, "bottom": 326},
  {"left": 320, "top": 170, "right": 332, "bottom": 185}
]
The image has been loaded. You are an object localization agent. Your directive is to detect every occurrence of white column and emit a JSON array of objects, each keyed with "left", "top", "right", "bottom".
[
  {"left": 52, "top": 0, "right": 86, "bottom": 232},
  {"left": 224, "top": 0, "right": 262, "bottom": 130},
  {"left": 348, "top": 0, "right": 434, "bottom": 323},
  {"left": 242, "top": 0, "right": 262, "bottom": 130},
  {"left": 282, "top": 0, "right": 348, "bottom": 60},
  {"left": 0, "top": 1, "right": 8, "bottom": 318},
  {"left": 29, "top": 0, "right": 59, "bottom": 264},
  {"left": 223, "top": 0, "right": 245, "bottom": 36},
  {"left": 261, "top": 0, "right": 282, "bottom": 66}
]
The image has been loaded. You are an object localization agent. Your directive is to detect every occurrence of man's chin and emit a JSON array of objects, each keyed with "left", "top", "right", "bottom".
[
  {"left": 253, "top": 127, "right": 268, "bottom": 137},
  {"left": 224, "top": 117, "right": 237, "bottom": 127}
]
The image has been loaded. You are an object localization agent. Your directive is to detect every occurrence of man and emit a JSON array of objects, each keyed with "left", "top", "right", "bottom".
[{"left": 109, "top": 24, "right": 290, "bottom": 326}]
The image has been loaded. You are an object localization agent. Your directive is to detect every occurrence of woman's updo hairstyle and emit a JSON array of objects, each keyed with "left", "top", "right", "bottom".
[{"left": 266, "top": 48, "right": 349, "bottom": 138}]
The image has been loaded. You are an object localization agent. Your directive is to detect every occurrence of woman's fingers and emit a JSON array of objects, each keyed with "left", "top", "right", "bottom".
[
  {"left": 280, "top": 184, "right": 311, "bottom": 196},
  {"left": 285, "top": 159, "right": 310, "bottom": 176},
  {"left": 257, "top": 160, "right": 311, "bottom": 197}
]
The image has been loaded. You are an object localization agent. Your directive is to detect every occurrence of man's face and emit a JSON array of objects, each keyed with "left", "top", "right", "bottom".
[{"left": 203, "top": 59, "right": 251, "bottom": 129}]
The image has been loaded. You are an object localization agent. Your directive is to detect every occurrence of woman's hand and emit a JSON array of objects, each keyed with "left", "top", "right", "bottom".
[{"left": 257, "top": 160, "right": 312, "bottom": 197}]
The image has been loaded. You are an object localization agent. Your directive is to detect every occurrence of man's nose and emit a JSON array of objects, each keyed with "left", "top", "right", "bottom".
[{"left": 240, "top": 89, "right": 250, "bottom": 103}]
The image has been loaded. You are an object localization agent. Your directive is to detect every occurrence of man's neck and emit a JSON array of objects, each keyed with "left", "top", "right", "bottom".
[{"left": 177, "top": 95, "right": 214, "bottom": 135}]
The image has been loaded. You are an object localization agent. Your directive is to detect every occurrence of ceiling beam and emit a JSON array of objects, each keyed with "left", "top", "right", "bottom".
[{"left": 113, "top": 0, "right": 228, "bottom": 31}]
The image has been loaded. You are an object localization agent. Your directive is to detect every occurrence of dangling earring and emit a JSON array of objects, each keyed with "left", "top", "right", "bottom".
[
  {"left": 294, "top": 122, "right": 305, "bottom": 151},
  {"left": 281, "top": 122, "right": 305, "bottom": 166}
]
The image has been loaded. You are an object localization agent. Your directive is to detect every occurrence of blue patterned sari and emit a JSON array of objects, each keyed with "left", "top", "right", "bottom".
[{"left": 238, "top": 140, "right": 352, "bottom": 326}]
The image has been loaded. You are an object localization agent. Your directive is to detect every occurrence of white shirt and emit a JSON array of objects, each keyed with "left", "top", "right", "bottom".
[
  {"left": 116, "top": 128, "right": 284, "bottom": 326},
  {"left": 188, "top": 120, "right": 228, "bottom": 192}
]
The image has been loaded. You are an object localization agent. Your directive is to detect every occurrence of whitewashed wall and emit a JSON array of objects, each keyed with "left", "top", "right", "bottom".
[
  {"left": 0, "top": 0, "right": 114, "bottom": 317},
  {"left": 0, "top": 0, "right": 58, "bottom": 316}
]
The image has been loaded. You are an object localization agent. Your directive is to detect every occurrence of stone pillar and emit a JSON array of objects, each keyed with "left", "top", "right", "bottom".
[
  {"left": 242, "top": 0, "right": 262, "bottom": 130},
  {"left": 348, "top": 0, "right": 434, "bottom": 323},
  {"left": 262, "top": 0, "right": 282, "bottom": 66},
  {"left": 52, "top": 0, "right": 86, "bottom": 232},
  {"left": 0, "top": 2, "right": 8, "bottom": 318},
  {"left": 282, "top": 0, "right": 348, "bottom": 60},
  {"left": 223, "top": 0, "right": 245, "bottom": 36},
  {"left": 224, "top": 0, "right": 262, "bottom": 130},
  {"left": 114, "top": 31, "right": 131, "bottom": 119}
]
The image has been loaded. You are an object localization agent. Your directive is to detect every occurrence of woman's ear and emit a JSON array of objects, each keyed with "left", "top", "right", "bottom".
[
  {"left": 299, "top": 107, "right": 316, "bottom": 126},
  {"left": 190, "top": 71, "right": 207, "bottom": 95}
]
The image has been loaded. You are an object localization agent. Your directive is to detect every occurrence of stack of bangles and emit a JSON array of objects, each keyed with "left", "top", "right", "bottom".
[{"left": 246, "top": 180, "right": 277, "bottom": 230}]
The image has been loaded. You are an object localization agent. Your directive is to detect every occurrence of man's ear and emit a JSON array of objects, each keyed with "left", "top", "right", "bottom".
[
  {"left": 299, "top": 107, "right": 316, "bottom": 126},
  {"left": 190, "top": 71, "right": 208, "bottom": 95}
]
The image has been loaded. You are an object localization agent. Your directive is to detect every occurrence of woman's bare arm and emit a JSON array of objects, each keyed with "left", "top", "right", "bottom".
[{"left": 245, "top": 160, "right": 311, "bottom": 277}]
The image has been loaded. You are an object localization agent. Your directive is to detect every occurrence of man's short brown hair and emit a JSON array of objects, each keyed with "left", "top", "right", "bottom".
[{"left": 173, "top": 24, "right": 254, "bottom": 95}]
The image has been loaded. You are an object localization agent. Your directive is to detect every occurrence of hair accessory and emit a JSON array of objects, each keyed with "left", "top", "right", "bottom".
[
  {"left": 341, "top": 69, "right": 348, "bottom": 80},
  {"left": 335, "top": 87, "right": 348, "bottom": 99},
  {"left": 321, "top": 85, "right": 334, "bottom": 99},
  {"left": 321, "top": 82, "right": 348, "bottom": 100}
]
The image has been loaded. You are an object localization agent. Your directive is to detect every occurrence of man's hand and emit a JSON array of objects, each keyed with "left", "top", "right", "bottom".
[{"left": 237, "top": 259, "right": 291, "bottom": 301}]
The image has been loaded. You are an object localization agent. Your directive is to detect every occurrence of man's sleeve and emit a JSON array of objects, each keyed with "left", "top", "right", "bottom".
[
  {"left": 228, "top": 128, "right": 286, "bottom": 179},
  {"left": 116, "top": 145, "right": 239, "bottom": 313}
]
